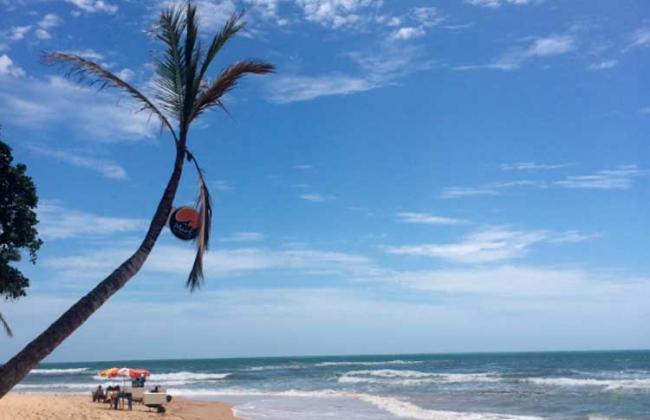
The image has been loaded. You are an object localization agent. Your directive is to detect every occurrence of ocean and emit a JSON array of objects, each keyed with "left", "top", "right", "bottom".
[{"left": 13, "top": 351, "right": 650, "bottom": 419}]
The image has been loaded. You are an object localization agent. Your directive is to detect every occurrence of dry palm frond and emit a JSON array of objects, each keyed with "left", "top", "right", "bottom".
[
  {"left": 0, "top": 312, "right": 13, "bottom": 337},
  {"left": 196, "top": 12, "right": 245, "bottom": 85},
  {"left": 191, "top": 60, "right": 275, "bottom": 122},
  {"left": 44, "top": 52, "right": 178, "bottom": 143},
  {"left": 186, "top": 155, "right": 212, "bottom": 291}
]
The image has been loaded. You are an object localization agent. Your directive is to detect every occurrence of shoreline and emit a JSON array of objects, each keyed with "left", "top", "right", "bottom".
[{"left": 0, "top": 394, "right": 240, "bottom": 420}]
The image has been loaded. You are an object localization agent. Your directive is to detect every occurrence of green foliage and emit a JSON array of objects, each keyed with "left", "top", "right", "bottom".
[{"left": 0, "top": 139, "right": 42, "bottom": 302}]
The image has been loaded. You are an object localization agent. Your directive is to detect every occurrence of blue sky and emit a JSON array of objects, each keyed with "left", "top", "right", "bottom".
[{"left": 1, "top": 0, "right": 649, "bottom": 363}]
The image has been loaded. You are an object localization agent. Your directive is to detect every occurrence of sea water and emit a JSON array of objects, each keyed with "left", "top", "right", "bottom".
[{"left": 13, "top": 351, "right": 650, "bottom": 419}]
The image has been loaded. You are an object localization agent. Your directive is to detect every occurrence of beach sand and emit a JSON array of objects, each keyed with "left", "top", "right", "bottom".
[{"left": 0, "top": 394, "right": 240, "bottom": 420}]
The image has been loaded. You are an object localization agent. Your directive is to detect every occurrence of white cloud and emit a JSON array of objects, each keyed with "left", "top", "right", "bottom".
[
  {"left": 500, "top": 162, "right": 573, "bottom": 171},
  {"left": 219, "top": 232, "right": 266, "bottom": 242},
  {"left": 391, "top": 26, "right": 425, "bottom": 41},
  {"left": 394, "top": 265, "right": 622, "bottom": 299},
  {"left": 295, "top": 0, "right": 378, "bottom": 29},
  {"left": 0, "top": 75, "right": 157, "bottom": 141},
  {"left": 458, "top": 34, "right": 576, "bottom": 71},
  {"left": 212, "top": 180, "right": 233, "bottom": 191},
  {"left": 0, "top": 54, "right": 25, "bottom": 77},
  {"left": 38, "top": 201, "right": 147, "bottom": 240},
  {"left": 385, "top": 227, "right": 550, "bottom": 263},
  {"left": 44, "top": 243, "right": 381, "bottom": 281},
  {"left": 269, "top": 73, "right": 373, "bottom": 103},
  {"left": 627, "top": 27, "right": 650, "bottom": 50},
  {"left": 293, "top": 164, "right": 314, "bottom": 170},
  {"left": 9, "top": 25, "right": 32, "bottom": 41},
  {"left": 65, "top": 0, "right": 118, "bottom": 14},
  {"left": 464, "top": 0, "right": 534, "bottom": 8},
  {"left": 586, "top": 60, "right": 618, "bottom": 71},
  {"left": 555, "top": 165, "right": 646, "bottom": 190},
  {"left": 158, "top": 0, "right": 236, "bottom": 31},
  {"left": 385, "top": 227, "right": 597, "bottom": 264},
  {"left": 35, "top": 29, "right": 51, "bottom": 40},
  {"left": 28, "top": 145, "right": 128, "bottom": 180},
  {"left": 299, "top": 193, "right": 334, "bottom": 202},
  {"left": 396, "top": 212, "right": 469, "bottom": 226},
  {"left": 440, "top": 180, "right": 544, "bottom": 199},
  {"left": 412, "top": 7, "right": 443, "bottom": 28},
  {"left": 39, "top": 13, "right": 63, "bottom": 29},
  {"left": 268, "top": 46, "right": 433, "bottom": 102},
  {"left": 440, "top": 186, "right": 500, "bottom": 199},
  {"left": 495, "top": 35, "right": 576, "bottom": 70}
]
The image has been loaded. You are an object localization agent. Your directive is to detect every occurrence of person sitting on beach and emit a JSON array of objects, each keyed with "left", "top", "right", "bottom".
[{"left": 92, "top": 385, "right": 105, "bottom": 402}]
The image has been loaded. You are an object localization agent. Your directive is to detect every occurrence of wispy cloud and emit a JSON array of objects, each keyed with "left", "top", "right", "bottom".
[
  {"left": 0, "top": 75, "right": 157, "bottom": 141},
  {"left": 586, "top": 59, "right": 618, "bottom": 71},
  {"left": 44, "top": 243, "right": 382, "bottom": 280},
  {"left": 500, "top": 162, "right": 573, "bottom": 171},
  {"left": 441, "top": 180, "right": 545, "bottom": 199},
  {"left": 38, "top": 201, "right": 147, "bottom": 240},
  {"left": 0, "top": 54, "right": 25, "bottom": 77},
  {"left": 35, "top": 13, "right": 63, "bottom": 40},
  {"left": 555, "top": 165, "right": 647, "bottom": 190},
  {"left": 28, "top": 145, "right": 128, "bottom": 180},
  {"left": 65, "top": 0, "right": 118, "bottom": 14},
  {"left": 385, "top": 226, "right": 595, "bottom": 264},
  {"left": 396, "top": 212, "right": 470, "bottom": 226},
  {"left": 299, "top": 193, "right": 334, "bottom": 202},
  {"left": 464, "top": 0, "right": 537, "bottom": 8},
  {"left": 219, "top": 232, "right": 266, "bottom": 242},
  {"left": 267, "top": 45, "right": 434, "bottom": 103},
  {"left": 457, "top": 34, "right": 576, "bottom": 71},
  {"left": 9, "top": 25, "right": 32, "bottom": 41},
  {"left": 626, "top": 27, "right": 650, "bottom": 51},
  {"left": 212, "top": 180, "right": 233, "bottom": 191},
  {"left": 293, "top": 164, "right": 314, "bottom": 170},
  {"left": 295, "top": 0, "right": 379, "bottom": 29}
]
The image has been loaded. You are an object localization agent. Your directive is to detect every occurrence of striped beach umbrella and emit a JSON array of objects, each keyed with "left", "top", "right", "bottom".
[{"left": 98, "top": 367, "right": 150, "bottom": 378}]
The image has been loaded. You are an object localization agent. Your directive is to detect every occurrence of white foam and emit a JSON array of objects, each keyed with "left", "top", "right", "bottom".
[
  {"left": 356, "top": 394, "right": 542, "bottom": 420},
  {"left": 15, "top": 383, "right": 105, "bottom": 390},
  {"left": 29, "top": 368, "right": 89, "bottom": 375},
  {"left": 246, "top": 364, "right": 307, "bottom": 371},
  {"left": 315, "top": 360, "right": 423, "bottom": 367},
  {"left": 148, "top": 371, "right": 231, "bottom": 381},
  {"left": 338, "top": 370, "right": 499, "bottom": 385},
  {"left": 169, "top": 387, "right": 541, "bottom": 419},
  {"left": 527, "top": 377, "right": 650, "bottom": 390}
]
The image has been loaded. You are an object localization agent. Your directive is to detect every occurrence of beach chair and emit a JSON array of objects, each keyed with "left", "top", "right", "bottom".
[{"left": 143, "top": 392, "right": 170, "bottom": 413}]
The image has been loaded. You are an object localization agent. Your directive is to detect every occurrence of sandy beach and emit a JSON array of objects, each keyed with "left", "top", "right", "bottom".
[{"left": 0, "top": 394, "right": 239, "bottom": 420}]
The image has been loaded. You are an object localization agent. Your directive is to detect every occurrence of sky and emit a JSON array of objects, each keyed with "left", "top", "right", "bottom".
[{"left": 1, "top": 0, "right": 649, "bottom": 363}]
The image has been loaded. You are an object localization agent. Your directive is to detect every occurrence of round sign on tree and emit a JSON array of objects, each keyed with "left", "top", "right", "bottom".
[{"left": 168, "top": 207, "right": 200, "bottom": 240}]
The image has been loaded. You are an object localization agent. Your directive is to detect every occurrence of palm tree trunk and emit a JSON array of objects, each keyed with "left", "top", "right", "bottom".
[{"left": 0, "top": 144, "right": 186, "bottom": 399}]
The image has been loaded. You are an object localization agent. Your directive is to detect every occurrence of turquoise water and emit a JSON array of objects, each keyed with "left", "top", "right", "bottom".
[{"left": 15, "top": 351, "right": 650, "bottom": 419}]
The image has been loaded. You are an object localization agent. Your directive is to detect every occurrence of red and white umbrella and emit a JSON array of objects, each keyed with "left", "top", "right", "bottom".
[{"left": 98, "top": 367, "right": 150, "bottom": 379}]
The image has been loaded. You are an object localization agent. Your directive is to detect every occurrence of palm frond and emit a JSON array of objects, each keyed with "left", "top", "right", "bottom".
[
  {"left": 1, "top": 312, "right": 13, "bottom": 338},
  {"left": 182, "top": 2, "right": 201, "bottom": 122},
  {"left": 196, "top": 12, "right": 245, "bottom": 85},
  {"left": 44, "top": 52, "right": 178, "bottom": 143},
  {"left": 190, "top": 60, "right": 275, "bottom": 122},
  {"left": 154, "top": 6, "right": 187, "bottom": 121},
  {"left": 186, "top": 167, "right": 212, "bottom": 292}
]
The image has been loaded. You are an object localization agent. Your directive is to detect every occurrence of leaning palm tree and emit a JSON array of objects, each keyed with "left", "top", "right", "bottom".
[{"left": 0, "top": 3, "right": 273, "bottom": 398}]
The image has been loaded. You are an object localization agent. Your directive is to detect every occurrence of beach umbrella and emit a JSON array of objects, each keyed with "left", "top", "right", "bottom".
[{"left": 98, "top": 367, "right": 150, "bottom": 379}]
